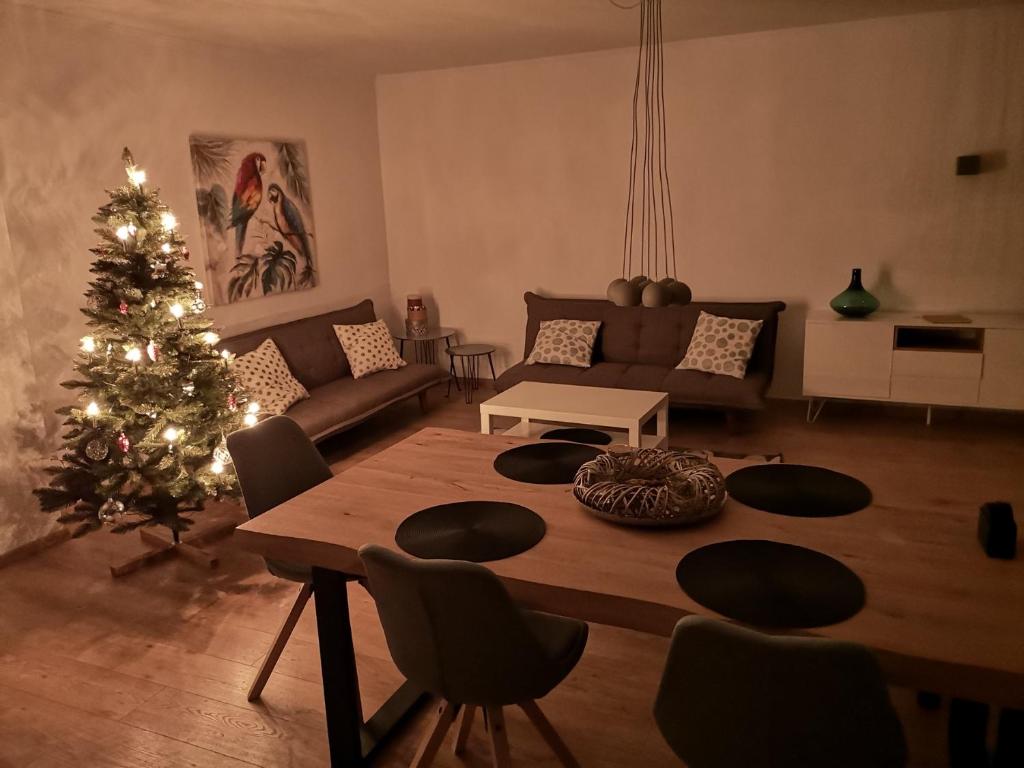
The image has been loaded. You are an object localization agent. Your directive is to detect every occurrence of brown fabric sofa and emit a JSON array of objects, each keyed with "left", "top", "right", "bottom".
[
  {"left": 496, "top": 292, "right": 786, "bottom": 411},
  {"left": 222, "top": 299, "right": 449, "bottom": 442}
]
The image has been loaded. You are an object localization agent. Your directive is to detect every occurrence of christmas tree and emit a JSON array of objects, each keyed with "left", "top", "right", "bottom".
[{"left": 35, "top": 149, "right": 254, "bottom": 538}]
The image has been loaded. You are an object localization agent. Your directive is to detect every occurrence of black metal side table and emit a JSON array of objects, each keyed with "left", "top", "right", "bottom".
[
  {"left": 446, "top": 344, "right": 497, "bottom": 404},
  {"left": 392, "top": 326, "right": 457, "bottom": 365}
]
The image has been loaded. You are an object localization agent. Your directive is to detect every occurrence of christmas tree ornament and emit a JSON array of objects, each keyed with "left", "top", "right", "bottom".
[
  {"left": 213, "top": 444, "right": 231, "bottom": 466},
  {"left": 227, "top": 393, "right": 237, "bottom": 411},
  {"left": 98, "top": 498, "right": 125, "bottom": 523},
  {"left": 34, "top": 148, "right": 245, "bottom": 565},
  {"left": 181, "top": 246, "right": 190, "bottom": 260},
  {"left": 192, "top": 297, "right": 207, "bottom": 313},
  {"left": 84, "top": 439, "right": 109, "bottom": 461}
]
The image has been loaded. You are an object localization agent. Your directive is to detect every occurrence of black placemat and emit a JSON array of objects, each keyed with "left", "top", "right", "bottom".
[
  {"left": 395, "top": 501, "right": 546, "bottom": 562},
  {"left": 726, "top": 464, "right": 872, "bottom": 517},
  {"left": 541, "top": 427, "right": 613, "bottom": 446},
  {"left": 675, "top": 539, "right": 866, "bottom": 628},
  {"left": 493, "top": 442, "right": 603, "bottom": 484}
]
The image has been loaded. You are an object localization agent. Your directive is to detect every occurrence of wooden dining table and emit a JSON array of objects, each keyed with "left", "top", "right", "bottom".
[{"left": 234, "top": 427, "right": 1024, "bottom": 767}]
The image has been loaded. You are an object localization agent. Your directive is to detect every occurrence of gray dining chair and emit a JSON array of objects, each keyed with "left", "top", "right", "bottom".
[
  {"left": 654, "top": 615, "right": 907, "bottom": 768},
  {"left": 358, "top": 544, "right": 588, "bottom": 768},
  {"left": 227, "top": 415, "right": 333, "bottom": 701}
]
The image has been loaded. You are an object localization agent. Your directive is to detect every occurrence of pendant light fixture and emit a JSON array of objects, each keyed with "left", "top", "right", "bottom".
[{"left": 607, "top": 0, "right": 691, "bottom": 308}]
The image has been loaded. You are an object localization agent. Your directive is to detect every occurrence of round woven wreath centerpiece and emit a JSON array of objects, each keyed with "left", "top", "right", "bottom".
[{"left": 573, "top": 448, "right": 727, "bottom": 527}]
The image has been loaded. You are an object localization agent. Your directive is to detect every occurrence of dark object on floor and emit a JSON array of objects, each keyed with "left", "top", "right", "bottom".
[
  {"left": 493, "top": 442, "right": 602, "bottom": 484},
  {"left": 917, "top": 690, "right": 943, "bottom": 710},
  {"left": 496, "top": 292, "right": 786, "bottom": 412},
  {"left": 446, "top": 343, "right": 497, "bottom": 404},
  {"left": 726, "top": 463, "right": 872, "bottom": 517},
  {"left": 675, "top": 539, "right": 866, "bottom": 628},
  {"left": 359, "top": 545, "right": 588, "bottom": 768},
  {"left": 395, "top": 501, "right": 546, "bottom": 563},
  {"left": 978, "top": 501, "right": 1017, "bottom": 559},
  {"left": 956, "top": 154, "right": 981, "bottom": 175},
  {"left": 227, "top": 414, "right": 333, "bottom": 701},
  {"left": 541, "top": 427, "right": 613, "bottom": 445},
  {"left": 948, "top": 700, "right": 1024, "bottom": 768},
  {"left": 654, "top": 616, "right": 907, "bottom": 768},
  {"left": 221, "top": 298, "right": 448, "bottom": 442}
]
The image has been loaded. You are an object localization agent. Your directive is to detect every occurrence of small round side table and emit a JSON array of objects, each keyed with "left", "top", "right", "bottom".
[
  {"left": 392, "top": 326, "right": 457, "bottom": 365},
  {"left": 446, "top": 344, "right": 497, "bottom": 404}
]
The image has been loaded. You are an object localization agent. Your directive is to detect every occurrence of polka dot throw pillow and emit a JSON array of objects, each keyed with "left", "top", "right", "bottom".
[
  {"left": 677, "top": 311, "right": 763, "bottom": 379},
  {"left": 232, "top": 338, "right": 309, "bottom": 415},
  {"left": 333, "top": 319, "right": 406, "bottom": 380},
  {"left": 526, "top": 319, "right": 601, "bottom": 368}
]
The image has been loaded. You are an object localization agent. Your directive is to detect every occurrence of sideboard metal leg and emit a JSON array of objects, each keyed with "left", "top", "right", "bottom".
[
  {"left": 926, "top": 405, "right": 933, "bottom": 426},
  {"left": 806, "top": 398, "right": 826, "bottom": 424}
]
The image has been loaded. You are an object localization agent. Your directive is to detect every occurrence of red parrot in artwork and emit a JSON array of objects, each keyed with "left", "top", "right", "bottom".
[{"left": 228, "top": 152, "right": 266, "bottom": 257}]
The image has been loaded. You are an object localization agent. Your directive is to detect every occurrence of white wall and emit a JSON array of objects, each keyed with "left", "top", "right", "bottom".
[
  {"left": 377, "top": 6, "right": 1024, "bottom": 395},
  {"left": 0, "top": 4, "right": 391, "bottom": 555}
]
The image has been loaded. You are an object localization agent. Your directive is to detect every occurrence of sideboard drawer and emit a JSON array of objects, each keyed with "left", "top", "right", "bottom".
[
  {"left": 891, "top": 350, "right": 983, "bottom": 379},
  {"left": 891, "top": 376, "right": 980, "bottom": 405}
]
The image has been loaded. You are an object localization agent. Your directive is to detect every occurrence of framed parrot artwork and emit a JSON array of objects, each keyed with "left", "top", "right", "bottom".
[{"left": 188, "top": 135, "right": 319, "bottom": 305}]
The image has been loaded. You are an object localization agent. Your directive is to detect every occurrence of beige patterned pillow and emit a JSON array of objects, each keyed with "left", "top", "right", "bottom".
[
  {"left": 678, "top": 311, "right": 763, "bottom": 379},
  {"left": 232, "top": 338, "right": 309, "bottom": 415},
  {"left": 526, "top": 319, "right": 601, "bottom": 368},
  {"left": 333, "top": 319, "right": 406, "bottom": 379}
]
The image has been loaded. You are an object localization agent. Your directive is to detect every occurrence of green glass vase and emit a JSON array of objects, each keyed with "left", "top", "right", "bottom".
[{"left": 830, "top": 268, "right": 879, "bottom": 318}]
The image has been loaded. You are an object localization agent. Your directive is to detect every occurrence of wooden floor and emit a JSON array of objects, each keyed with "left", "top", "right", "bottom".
[{"left": 2, "top": 388, "right": 1021, "bottom": 768}]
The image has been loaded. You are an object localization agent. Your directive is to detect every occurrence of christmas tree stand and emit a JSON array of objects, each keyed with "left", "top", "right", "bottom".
[{"left": 109, "top": 513, "right": 240, "bottom": 577}]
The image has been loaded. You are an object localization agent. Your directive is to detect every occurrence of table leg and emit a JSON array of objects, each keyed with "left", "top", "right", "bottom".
[
  {"left": 948, "top": 698, "right": 990, "bottom": 768},
  {"left": 628, "top": 422, "right": 641, "bottom": 448},
  {"left": 656, "top": 404, "right": 668, "bottom": 446},
  {"left": 481, "top": 410, "right": 493, "bottom": 435},
  {"left": 487, "top": 352, "right": 497, "bottom": 384},
  {"left": 398, "top": 340, "right": 405, "bottom": 358},
  {"left": 312, "top": 567, "right": 426, "bottom": 766}
]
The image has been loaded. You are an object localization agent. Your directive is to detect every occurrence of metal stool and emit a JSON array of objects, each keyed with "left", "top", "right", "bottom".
[{"left": 446, "top": 344, "right": 497, "bottom": 404}]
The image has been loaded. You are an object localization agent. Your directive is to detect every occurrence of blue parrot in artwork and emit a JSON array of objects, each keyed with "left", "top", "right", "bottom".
[
  {"left": 267, "top": 183, "right": 315, "bottom": 285},
  {"left": 228, "top": 152, "right": 266, "bottom": 257}
]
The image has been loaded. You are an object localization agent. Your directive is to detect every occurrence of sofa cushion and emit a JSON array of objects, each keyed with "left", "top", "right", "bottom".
[
  {"left": 286, "top": 364, "right": 448, "bottom": 439},
  {"left": 497, "top": 361, "right": 770, "bottom": 410},
  {"left": 527, "top": 319, "right": 601, "bottom": 368},
  {"left": 662, "top": 368, "right": 770, "bottom": 410},
  {"left": 678, "top": 311, "right": 764, "bottom": 379},
  {"left": 333, "top": 319, "right": 406, "bottom": 379},
  {"left": 232, "top": 338, "right": 309, "bottom": 415},
  {"left": 221, "top": 299, "right": 377, "bottom": 390},
  {"left": 497, "top": 361, "right": 668, "bottom": 392}
]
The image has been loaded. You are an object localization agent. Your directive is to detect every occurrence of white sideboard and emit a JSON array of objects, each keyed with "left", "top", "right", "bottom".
[{"left": 803, "top": 310, "right": 1024, "bottom": 420}]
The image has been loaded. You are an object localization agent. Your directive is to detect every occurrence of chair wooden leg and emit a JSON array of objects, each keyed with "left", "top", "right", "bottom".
[
  {"left": 453, "top": 704, "right": 476, "bottom": 755},
  {"left": 519, "top": 700, "right": 580, "bottom": 768},
  {"left": 485, "top": 706, "right": 511, "bottom": 768},
  {"left": 411, "top": 699, "right": 459, "bottom": 768},
  {"left": 248, "top": 582, "right": 313, "bottom": 702}
]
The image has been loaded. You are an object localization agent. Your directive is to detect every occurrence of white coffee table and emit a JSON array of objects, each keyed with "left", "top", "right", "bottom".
[{"left": 480, "top": 381, "right": 669, "bottom": 448}]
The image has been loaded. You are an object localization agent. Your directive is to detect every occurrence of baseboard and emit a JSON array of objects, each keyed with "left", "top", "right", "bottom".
[{"left": 0, "top": 525, "right": 71, "bottom": 570}]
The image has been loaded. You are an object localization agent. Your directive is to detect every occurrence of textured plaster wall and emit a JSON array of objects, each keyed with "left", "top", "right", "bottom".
[
  {"left": 377, "top": 6, "right": 1024, "bottom": 396},
  {"left": 0, "top": 5, "right": 391, "bottom": 555}
]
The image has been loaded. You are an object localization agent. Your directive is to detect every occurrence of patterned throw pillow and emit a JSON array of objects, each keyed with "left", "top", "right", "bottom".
[
  {"left": 677, "top": 311, "right": 763, "bottom": 379},
  {"left": 526, "top": 319, "right": 601, "bottom": 368},
  {"left": 232, "top": 338, "right": 309, "bottom": 415},
  {"left": 333, "top": 319, "right": 407, "bottom": 380}
]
